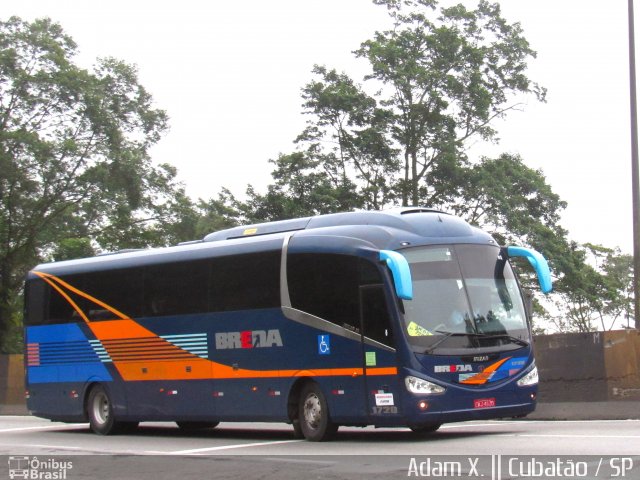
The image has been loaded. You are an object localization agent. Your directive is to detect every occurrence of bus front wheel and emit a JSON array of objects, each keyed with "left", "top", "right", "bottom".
[{"left": 298, "top": 383, "right": 337, "bottom": 441}]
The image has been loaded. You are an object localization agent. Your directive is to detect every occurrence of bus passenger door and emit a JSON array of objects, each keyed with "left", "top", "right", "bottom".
[{"left": 359, "top": 285, "right": 403, "bottom": 422}]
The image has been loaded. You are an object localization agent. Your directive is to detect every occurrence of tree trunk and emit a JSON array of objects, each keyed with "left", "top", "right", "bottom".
[
  {"left": 402, "top": 150, "right": 410, "bottom": 206},
  {"left": 411, "top": 150, "right": 419, "bottom": 206}
]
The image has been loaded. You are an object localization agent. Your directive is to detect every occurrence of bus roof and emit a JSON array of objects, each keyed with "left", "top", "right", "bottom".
[{"left": 30, "top": 208, "right": 495, "bottom": 277}]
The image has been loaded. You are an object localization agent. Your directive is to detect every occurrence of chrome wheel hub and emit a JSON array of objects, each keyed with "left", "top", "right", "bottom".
[
  {"left": 93, "top": 391, "right": 109, "bottom": 425},
  {"left": 303, "top": 393, "right": 321, "bottom": 429}
]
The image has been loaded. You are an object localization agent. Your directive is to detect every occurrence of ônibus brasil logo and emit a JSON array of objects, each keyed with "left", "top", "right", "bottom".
[
  {"left": 8, "top": 456, "right": 73, "bottom": 480},
  {"left": 214, "top": 329, "right": 283, "bottom": 350}
]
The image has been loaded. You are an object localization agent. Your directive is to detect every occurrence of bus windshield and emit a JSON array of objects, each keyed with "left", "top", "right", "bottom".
[{"left": 400, "top": 244, "right": 530, "bottom": 353}]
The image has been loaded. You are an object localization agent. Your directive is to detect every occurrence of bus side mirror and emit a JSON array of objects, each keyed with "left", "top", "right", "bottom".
[
  {"left": 505, "top": 246, "right": 553, "bottom": 294},
  {"left": 379, "top": 250, "right": 413, "bottom": 300}
]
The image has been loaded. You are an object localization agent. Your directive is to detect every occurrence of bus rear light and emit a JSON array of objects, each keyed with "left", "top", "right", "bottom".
[
  {"left": 332, "top": 389, "right": 345, "bottom": 395},
  {"left": 69, "top": 390, "right": 78, "bottom": 399},
  {"left": 418, "top": 400, "right": 429, "bottom": 411}
]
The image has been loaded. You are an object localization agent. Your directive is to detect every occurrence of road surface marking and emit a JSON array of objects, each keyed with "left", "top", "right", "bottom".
[
  {"left": 0, "top": 424, "right": 86, "bottom": 433},
  {"left": 497, "top": 433, "right": 640, "bottom": 438},
  {"left": 440, "top": 421, "right": 523, "bottom": 429},
  {"left": 170, "top": 439, "right": 304, "bottom": 455}
]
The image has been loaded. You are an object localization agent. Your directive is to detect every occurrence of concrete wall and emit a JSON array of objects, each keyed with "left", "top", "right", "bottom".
[
  {"left": 603, "top": 330, "right": 640, "bottom": 399},
  {"left": 534, "top": 330, "right": 640, "bottom": 402},
  {"left": 0, "top": 354, "right": 25, "bottom": 414}
]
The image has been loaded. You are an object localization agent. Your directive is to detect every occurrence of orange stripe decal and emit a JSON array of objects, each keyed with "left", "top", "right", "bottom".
[{"left": 460, "top": 357, "right": 512, "bottom": 385}]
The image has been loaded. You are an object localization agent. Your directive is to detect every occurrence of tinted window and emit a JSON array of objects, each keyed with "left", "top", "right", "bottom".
[
  {"left": 32, "top": 250, "right": 282, "bottom": 325},
  {"left": 288, "top": 254, "right": 387, "bottom": 334},
  {"left": 83, "top": 268, "right": 144, "bottom": 320},
  {"left": 44, "top": 274, "right": 86, "bottom": 324},
  {"left": 25, "top": 278, "right": 47, "bottom": 326},
  {"left": 210, "top": 251, "right": 281, "bottom": 312},
  {"left": 361, "top": 285, "right": 394, "bottom": 347},
  {"left": 144, "top": 261, "right": 209, "bottom": 317}
]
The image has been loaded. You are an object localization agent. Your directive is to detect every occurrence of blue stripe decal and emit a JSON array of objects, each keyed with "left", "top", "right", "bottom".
[
  {"left": 26, "top": 324, "right": 113, "bottom": 383},
  {"left": 161, "top": 333, "right": 209, "bottom": 358}
]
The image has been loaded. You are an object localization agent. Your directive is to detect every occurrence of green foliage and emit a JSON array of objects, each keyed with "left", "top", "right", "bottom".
[
  {"left": 238, "top": 152, "right": 364, "bottom": 222},
  {"left": 549, "top": 244, "right": 634, "bottom": 332},
  {"left": 0, "top": 17, "right": 177, "bottom": 344},
  {"left": 0, "top": 293, "right": 23, "bottom": 353},
  {"left": 51, "top": 238, "right": 96, "bottom": 262},
  {"left": 194, "top": 189, "right": 242, "bottom": 237},
  {"left": 354, "top": 0, "right": 545, "bottom": 206},
  {"left": 297, "top": 66, "right": 398, "bottom": 210}
]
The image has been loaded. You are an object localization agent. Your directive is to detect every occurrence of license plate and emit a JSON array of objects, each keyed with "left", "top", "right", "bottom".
[{"left": 473, "top": 398, "right": 496, "bottom": 409}]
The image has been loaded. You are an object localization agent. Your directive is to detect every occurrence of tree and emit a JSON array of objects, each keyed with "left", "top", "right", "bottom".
[
  {"left": 0, "top": 17, "right": 174, "bottom": 350},
  {"left": 236, "top": 0, "right": 546, "bottom": 220},
  {"left": 193, "top": 189, "right": 242, "bottom": 237},
  {"left": 453, "top": 153, "right": 569, "bottom": 269},
  {"left": 549, "top": 244, "right": 635, "bottom": 332},
  {"left": 292, "top": 0, "right": 545, "bottom": 209},
  {"left": 297, "top": 66, "right": 399, "bottom": 210},
  {"left": 237, "top": 152, "right": 364, "bottom": 222}
]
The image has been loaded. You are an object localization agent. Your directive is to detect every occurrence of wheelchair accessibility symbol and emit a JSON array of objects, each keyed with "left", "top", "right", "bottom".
[{"left": 318, "top": 334, "right": 331, "bottom": 355}]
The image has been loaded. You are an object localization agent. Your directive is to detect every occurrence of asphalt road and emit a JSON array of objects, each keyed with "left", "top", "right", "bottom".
[{"left": 0, "top": 416, "right": 639, "bottom": 479}]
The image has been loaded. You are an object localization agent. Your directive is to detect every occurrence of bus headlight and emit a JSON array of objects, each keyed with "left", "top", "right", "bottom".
[
  {"left": 517, "top": 365, "right": 538, "bottom": 387},
  {"left": 405, "top": 376, "right": 446, "bottom": 394}
]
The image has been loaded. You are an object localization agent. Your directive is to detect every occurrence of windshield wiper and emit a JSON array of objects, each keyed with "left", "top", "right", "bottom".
[
  {"left": 425, "top": 331, "right": 528, "bottom": 354},
  {"left": 425, "top": 330, "right": 485, "bottom": 354},
  {"left": 475, "top": 333, "right": 529, "bottom": 347}
]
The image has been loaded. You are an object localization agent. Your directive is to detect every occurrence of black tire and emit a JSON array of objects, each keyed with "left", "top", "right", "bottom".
[
  {"left": 87, "top": 385, "right": 122, "bottom": 435},
  {"left": 119, "top": 421, "right": 139, "bottom": 433},
  {"left": 409, "top": 423, "right": 442, "bottom": 435},
  {"left": 298, "top": 383, "right": 338, "bottom": 441},
  {"left": 291, "top": 418, "right": 304, "bottom": 439},
  {"left": 176, "top": 421, "right": 219, "bottom": 430}
]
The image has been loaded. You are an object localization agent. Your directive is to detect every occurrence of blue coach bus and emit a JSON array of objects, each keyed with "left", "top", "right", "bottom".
[{"left": 24, "top": 208, "right": 551, "bottom": 441}]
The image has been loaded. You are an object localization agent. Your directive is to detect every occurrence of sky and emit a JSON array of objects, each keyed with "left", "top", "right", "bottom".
[{"left": 2, "top": 0, "right": 637, "bottom": 254}]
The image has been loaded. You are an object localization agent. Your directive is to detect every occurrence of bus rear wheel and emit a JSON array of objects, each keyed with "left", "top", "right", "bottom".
[
  {"left": 298, "top": 383, "right": 337, "bottom": 441},
  {"left": 87, "top": 385, "right": 128, "bottom": 435}
]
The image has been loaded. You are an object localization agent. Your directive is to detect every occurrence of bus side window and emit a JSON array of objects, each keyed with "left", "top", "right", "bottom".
[
  {"left": 45, "top": 274, "right": 87, "bottom": 324},
  {"left": 25, "top": 279, "right": 46, "bottom": 326},
  {"left": 360, "top": 284, "right": 394, "bottom": 348},
  {"left": 210, "top": 251, "right": 280, "bottom": 312},
  {"left": 288, "top": 253, "right": 361, "bottom": 333},
  {"left": 144, "top": 260, "right": 209, "bottom": 317},
  {"left": 84, "top": 268, "right": 143, "bottom": 320},
  {"left": 358, "top": 258, "right": 395, "bottom": 348}
]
